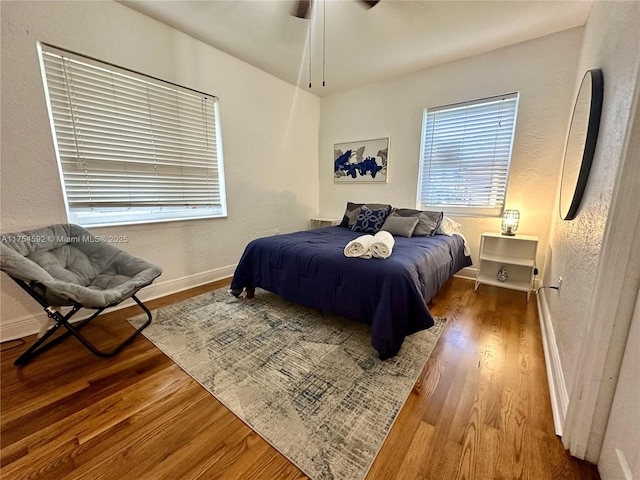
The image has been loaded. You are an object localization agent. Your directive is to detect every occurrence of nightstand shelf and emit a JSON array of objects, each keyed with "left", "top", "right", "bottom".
[
  {"left": 310, "top": 217, "right": 340, "bottom": 229},
  {"left": 475, "top": 232, "right": 538, "bottom": 301}
]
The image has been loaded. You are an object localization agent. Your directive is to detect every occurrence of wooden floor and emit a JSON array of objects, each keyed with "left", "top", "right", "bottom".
[{"left": 1, "top": 277, "right": 600, "bottom": 480}]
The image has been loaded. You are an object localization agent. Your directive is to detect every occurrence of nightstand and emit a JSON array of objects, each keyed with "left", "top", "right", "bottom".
[
  {"left": 475, "top": 232, "right": 538, "bottom": 301},
  {"left": 310, "top": 217, "right": 340, "bottom": 229}
]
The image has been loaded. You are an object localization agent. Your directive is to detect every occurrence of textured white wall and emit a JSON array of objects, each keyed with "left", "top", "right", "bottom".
[
  {"left": 542, "top": 1, "right": 640, "bottom": 473},
  {"left": 319, "top": 29, "right": 583, "bottom": 282},
  {"left": 0, "top": 1, "right": 320, "bottom": 339},
  {"left": 543, "top": 1, "right": 640, "bottom": 389}
]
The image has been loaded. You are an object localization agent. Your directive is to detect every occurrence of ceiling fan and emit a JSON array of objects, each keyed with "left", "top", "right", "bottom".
[{"left": 292, "top": 0, "right": 380, "bottom": 19}]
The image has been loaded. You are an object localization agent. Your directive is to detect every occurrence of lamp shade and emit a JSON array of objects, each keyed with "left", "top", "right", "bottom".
[{"left": 501, "top": 210, "right": 520, "bottom": 236}]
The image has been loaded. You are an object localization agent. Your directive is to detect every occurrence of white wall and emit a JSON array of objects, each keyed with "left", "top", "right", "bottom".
[
  {"left": 318, "top": 28, "right": 583, "bottom": 280},
  {"left": 543, "top": 0, "right": 640, "bottom": 390},
  {"left": 0, "top": 0, "right": 320, "bottom": 340},
  {"left": 538, "top": 1, "right": 640, "bottom": 471}
]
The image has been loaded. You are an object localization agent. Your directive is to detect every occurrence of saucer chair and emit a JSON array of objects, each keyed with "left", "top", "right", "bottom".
[{"left": 1, "top": 224, "right": 162, "bottom": 367}]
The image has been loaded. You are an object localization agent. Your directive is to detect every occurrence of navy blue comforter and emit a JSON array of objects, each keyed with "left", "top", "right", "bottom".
[{"left": 230, "top": 227, "right": 471, "bottom": 359}]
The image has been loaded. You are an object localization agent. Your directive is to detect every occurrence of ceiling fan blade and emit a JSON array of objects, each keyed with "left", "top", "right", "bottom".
[
  {"left": 292, "top": 0, "right": 377, "bottom": 18},
  {"left": 360, "top": 0, "right": 380, "bottom": 8},
  {"left": 292, "top": 0, "right": 312, "bottom": 19}
]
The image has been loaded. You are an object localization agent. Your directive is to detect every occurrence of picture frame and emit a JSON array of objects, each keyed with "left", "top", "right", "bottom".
[{"left": 334, "top": 137, "right": 389, "bottom": 183}]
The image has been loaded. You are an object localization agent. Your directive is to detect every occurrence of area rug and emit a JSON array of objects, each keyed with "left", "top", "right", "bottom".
[{"left": 129, "top": 287, "right": 446, "bottom": 480}]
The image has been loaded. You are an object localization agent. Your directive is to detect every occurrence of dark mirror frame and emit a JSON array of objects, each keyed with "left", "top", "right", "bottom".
[{"left": 559, "top": 68, "right": 604, "bottom": 220}]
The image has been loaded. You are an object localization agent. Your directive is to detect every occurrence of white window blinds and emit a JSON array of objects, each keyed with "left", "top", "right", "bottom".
[
  {"left": 39, "top": 43, "right": 227, "bottom": 227},
  {"left": 417, "top": 93, "right": 519, "bottom": 216}
]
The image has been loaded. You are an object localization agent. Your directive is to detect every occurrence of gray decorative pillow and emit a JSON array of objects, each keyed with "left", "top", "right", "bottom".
[
  {"left": 392, "top": 208, "right": 444, "bottom": 236},
  {"left": 381, "top": 215, "right": 420, "bottom": 237},
  {"left": 339, "top": 202, "right": 392, "bottom": 228}
]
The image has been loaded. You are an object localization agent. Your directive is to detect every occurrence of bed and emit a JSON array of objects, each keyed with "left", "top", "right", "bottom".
[{"left": 230, "top": 225, "right": 471, "bottom": 360}]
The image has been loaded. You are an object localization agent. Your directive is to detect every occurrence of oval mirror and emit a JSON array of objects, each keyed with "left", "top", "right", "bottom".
[
  {"left": 559, "top": 69, "right": 604, "bottom": 220},
  {"left": 560, "top": 69, "right": 604, "bottom": 220}
]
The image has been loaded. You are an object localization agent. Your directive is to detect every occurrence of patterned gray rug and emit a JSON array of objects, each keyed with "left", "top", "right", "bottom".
[{"left": 129, "top": 287, "right": 446, "bottom": 480}]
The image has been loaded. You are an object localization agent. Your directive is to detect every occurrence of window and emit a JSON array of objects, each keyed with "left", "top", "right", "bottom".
[
  {"left": 417, "top": 92, "right": 519, "bottom": 216},
  {"left": 38, "top": 43, "right": 227, "bottom": 228}
]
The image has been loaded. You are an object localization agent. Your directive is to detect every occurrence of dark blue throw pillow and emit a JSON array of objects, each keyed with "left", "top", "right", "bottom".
[{"left": 351, "top": 206, "right": 391, "bottom": 234}]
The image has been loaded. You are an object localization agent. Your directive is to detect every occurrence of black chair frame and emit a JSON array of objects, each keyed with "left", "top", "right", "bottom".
[{"left": 10, "top": 276, "right": 153, "bottom": 367}]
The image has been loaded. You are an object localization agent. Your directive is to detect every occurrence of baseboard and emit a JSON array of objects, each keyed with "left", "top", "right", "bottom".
[
  {"left": 454, "top": 266, "right": 477, "bottom": 281},
  {"left": 137, "top": 264, "right": 236, "bottom": 302},
  {"left": 0, "top": 265, "right": 236, "bottom": 342},
  {"left": 537, "top": 288, "right": 569, "bottom": 436}
]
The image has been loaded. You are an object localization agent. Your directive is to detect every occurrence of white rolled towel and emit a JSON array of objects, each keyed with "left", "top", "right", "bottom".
[
  {"left": 370, "top": 230, "right": 395, "bottom": 259},
  {"left": 344, "top": 234, "right": 374, "bottom": 258}
]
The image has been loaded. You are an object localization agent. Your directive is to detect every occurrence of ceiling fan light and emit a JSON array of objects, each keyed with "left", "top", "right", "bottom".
[
  {"left": 361, "top": 0, "right": 380, "bottom": 8},
  {"left": 292, "top": 0, "right": 311, "bottom": 19}
]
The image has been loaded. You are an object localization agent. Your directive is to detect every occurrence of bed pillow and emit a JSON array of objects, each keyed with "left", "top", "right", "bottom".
[
  {"left": 381, "top": 215, "right": 420, "bottom": 237},
  {"left": 350, "top": 206, "right": 392, "bottom": 234},
  {"left": 435, "top": 216, "right": 463, "bottom": 236},
  {"left": 392, "top": 208, "right": 443, "bottom": 236},
  {"left": 338, "top": 202, "right": 392, "bottom": 228}
]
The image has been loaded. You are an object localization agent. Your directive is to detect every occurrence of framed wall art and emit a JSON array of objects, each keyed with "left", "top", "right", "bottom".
[{"left": 334, "top": 137, "right": 389, "bottom": 183}]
